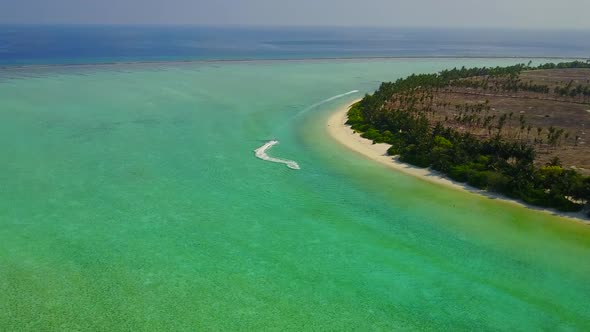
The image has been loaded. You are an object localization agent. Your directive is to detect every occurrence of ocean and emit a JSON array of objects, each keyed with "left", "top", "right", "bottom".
[
  {"left": 1, "top": 25, "right": 590, "bottom": 65},
  {"left": 1, "top": 26, "right": 589, "bottom": 330}
]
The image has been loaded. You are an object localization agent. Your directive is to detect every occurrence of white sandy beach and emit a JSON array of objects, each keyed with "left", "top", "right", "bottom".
[{"left": 327, "top": 100, "right": 588, "bottom": 224}]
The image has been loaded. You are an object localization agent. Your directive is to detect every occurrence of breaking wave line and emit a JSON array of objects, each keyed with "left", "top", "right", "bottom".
[{"left": 254, "top": 140, "right": 300, "bottom": 170}]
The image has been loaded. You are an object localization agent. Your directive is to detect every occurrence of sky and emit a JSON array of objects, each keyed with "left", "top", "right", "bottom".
[{"left": 1, "top": 0, "right": 589, "bottom": 29}]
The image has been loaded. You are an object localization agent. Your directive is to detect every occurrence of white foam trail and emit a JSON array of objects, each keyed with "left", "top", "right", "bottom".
[
  {"left": 254, "top": 140, "right": 300, "bottom": 170},
  {"left": 256, "top": 90, "right": 358, "bottom": 169},
  {"left": 296, "top": 90, "right": 359, "bottom": 117},
  {"left": 273, "top": 90, "right": 360, "bottom": 134}
]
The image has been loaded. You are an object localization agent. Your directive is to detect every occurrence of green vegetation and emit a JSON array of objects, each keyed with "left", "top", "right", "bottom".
[{"left": 348, "top": 61, "right": 590, "bottom": 216}]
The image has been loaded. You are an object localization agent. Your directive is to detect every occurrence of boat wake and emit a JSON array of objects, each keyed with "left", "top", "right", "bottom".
[
  {"left": 254, "top": 140, "right": 300, "bottom": 170},
  {"left": 255, "top": 90, "right": 359, "bottom": 170},
  {"left": 295, "top": 90, "right": 359, "bottom": 117}
]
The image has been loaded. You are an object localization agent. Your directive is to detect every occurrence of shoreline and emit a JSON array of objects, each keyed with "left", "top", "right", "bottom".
[{"left": 326, "top": 99, "right": 589, "bottom": 224}]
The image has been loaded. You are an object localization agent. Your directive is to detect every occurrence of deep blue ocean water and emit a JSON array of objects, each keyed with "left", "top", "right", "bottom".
[{"left": 1, "top": 25, "right": 589, "bottom": 65}]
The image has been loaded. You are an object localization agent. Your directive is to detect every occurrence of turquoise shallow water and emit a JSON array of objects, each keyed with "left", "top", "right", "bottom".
[{"left": 1, "top": 59, "right": 589, "bottom": 331}]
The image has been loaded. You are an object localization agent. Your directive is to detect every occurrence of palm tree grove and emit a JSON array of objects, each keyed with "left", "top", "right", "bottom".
[{"left": 348, "top": 61, "right": 590, "bottom": 215}]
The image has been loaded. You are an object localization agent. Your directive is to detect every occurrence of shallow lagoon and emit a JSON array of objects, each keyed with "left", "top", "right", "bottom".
[{"left": 1, "top": 59, "right": 589, "bottom": 330}]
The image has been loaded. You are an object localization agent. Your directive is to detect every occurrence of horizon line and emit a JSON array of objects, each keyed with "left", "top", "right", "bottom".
[{"left": 1, "top": 23, "right": 590, "bottom": 32}]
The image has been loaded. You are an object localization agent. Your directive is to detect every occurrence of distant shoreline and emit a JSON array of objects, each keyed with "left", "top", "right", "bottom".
[
  {"left": 327, "top": 100, "right": 589, "bottom": 224},
  {"left": 0, "top": 55, "right": 585, "bottom": 71}
]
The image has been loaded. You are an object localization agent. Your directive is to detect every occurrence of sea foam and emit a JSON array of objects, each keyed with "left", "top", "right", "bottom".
[{"left": 254, "top": 140, "right": 300, "bottom": 170}]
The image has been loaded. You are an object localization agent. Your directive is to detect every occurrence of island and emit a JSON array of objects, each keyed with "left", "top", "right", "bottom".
[{"left": 338, "top": 61, "right": 590, "bottom": 220}]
